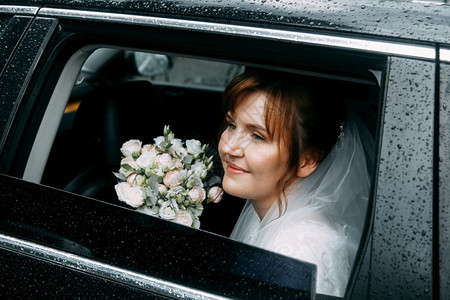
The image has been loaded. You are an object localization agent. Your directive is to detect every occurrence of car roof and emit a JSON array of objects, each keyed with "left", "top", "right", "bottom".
[{"left": 3, "top": 0, "right": 450, "bottom": 45}]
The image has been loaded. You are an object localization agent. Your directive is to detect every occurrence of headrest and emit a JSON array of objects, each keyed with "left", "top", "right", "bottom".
[{"left": 73, "top": 80, "right": 164, "bottom": 167}]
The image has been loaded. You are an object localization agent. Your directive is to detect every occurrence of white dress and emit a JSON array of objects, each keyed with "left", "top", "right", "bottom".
[
  {"left": 230, "top": 113, "right": 374, "bottom": 297},
  {"left": 231, "top": 200, "right": 350, "bottom": 297}
]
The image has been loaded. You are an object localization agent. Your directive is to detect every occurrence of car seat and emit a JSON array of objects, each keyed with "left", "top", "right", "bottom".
[{"left": 64, "top": 80, "right": 164, "bottom": 204}]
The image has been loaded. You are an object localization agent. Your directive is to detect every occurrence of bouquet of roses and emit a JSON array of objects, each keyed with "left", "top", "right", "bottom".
[{"left": 114, "top": 125, "right": 223, "bottom": 229}]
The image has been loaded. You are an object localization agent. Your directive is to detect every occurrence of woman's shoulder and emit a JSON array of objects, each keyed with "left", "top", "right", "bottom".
[
  {"left": 265, "top": 218, "right": 350, "bottom": 297},
  {"left": 268, "top": 217, "right": 347, "bottom": 253}
]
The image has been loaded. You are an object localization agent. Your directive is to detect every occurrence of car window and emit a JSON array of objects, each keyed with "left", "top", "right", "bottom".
[{"left": 36, "top": 47, "right": 379, "bottom": 235}]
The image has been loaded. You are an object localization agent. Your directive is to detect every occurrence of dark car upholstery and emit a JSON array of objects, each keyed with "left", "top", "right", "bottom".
[{"left": 62, "top": 80, "right": 164, "bottom": 203}]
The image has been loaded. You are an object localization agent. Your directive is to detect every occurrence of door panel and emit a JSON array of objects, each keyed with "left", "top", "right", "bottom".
[
  {"left": 370, "top": 57, "right": 435, "bottom": 298},
  {"left": 0, "top": 173, "right": 315, "bottom": 299},
  {"left": 439, "top": 60, "right": 450, "bottom": 300}
]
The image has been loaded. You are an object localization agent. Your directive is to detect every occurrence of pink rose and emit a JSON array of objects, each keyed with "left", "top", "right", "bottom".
[
  {"left": 127, "top": 173, "right": 144, "bottom": 187},
  {"left": 172, "top": 210, "right": 194, "bottom": 227},
  {"left": 163, "top": 170, "right": 183, "bottom": 187},
  {"left": 158, "top": 184, "right": 168, "bottom": 196},
  {"left": 188, "top": 187, "right": 206, "bottom": 204},
  {"left": 208, "top": 186, "right": 224, "bottom": 203}
]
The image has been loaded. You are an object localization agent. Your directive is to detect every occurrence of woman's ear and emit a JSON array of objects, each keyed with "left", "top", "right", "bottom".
[{"left": 297, "top": 154, "right": 319, "bottom": 178}]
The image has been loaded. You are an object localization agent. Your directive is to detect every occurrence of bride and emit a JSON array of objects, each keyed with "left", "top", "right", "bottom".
[{"left": 218, "top": 70, "right": 374, "bottom": 297}]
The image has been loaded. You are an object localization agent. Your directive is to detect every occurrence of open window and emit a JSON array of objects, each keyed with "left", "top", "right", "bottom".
[{"left": 25, "top": 45, "right": 381, "bottom": 239}]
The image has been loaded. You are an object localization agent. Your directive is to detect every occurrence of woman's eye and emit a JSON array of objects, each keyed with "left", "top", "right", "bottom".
[
  {"left": 252, "top": 132, "right": 265, "bottom": 142},
  {"left": 226, "top": 121, "right": 236, "bottom": 130}
]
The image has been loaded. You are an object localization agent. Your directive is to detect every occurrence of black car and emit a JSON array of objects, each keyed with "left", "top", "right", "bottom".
[{"left": 0, "top": 0, "right": 449, "bottom": 299}]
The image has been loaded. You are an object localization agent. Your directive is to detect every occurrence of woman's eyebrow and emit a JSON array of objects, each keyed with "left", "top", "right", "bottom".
[
  {"left": 247, "top": 123, "right": 267, "bottom": 133},
  {"left": 227, "top": 111, "right": 267, "bottom": 133}
]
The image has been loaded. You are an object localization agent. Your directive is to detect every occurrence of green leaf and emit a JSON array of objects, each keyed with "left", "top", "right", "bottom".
[
  {"left": 132, "top": 152, "right": 141, "bottom": 159},
  {"left": 121, "top": 163, "right": 133, "bottom": 171},
  {"left": 151, "top": 174, "right": 163, "bottom": 184},
  {"left": 112, "top": 172, "right": 127, "bottom": 181},
  {"left": 147, "top": 176, "right": 160, "bottom": 195},
  {"left": 148, "top": 194, "right": 158, "bottom": 206},
  {"left": 182, "top": 155, "right": 193, "bottom": 164}
]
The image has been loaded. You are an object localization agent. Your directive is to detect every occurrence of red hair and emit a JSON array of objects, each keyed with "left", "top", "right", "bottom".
[{"left": 222, "top": 70, "right": 346, "bottom": 209}]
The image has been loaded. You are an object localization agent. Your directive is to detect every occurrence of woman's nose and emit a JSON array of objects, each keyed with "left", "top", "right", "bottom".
[{"left": 221, "top": 131, "right": 245, "bottom": 157}]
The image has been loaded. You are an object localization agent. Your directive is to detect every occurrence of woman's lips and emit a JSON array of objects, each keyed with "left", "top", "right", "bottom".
[{"left": 226, "top": 162, "right": 248, "bottom": 175}]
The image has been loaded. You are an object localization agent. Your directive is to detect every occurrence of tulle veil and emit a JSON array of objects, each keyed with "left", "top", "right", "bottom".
[{"left": 231, "top": 111, "right": 375, "bottom": 269}]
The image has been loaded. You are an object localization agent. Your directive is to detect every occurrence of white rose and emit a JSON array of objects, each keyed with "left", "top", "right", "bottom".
[
  {"left": 208, "top": 186, "right": 224, "bottom": 203},
  {"left": 188, "top": 187, "right": 206, "bottom": 204},
  {"left": 120, "top": 139, "right": 142, "bottom": 157},
  {"left": 187, "top": 176, "right": 203, "bottom": 189},
  {"left": 115, "top": 182, "right": 144, "bottom": 208},
  {"left": 127, "top": 173, "right": 144, "bottom": 187},
  {"left": 120, "top": 156, "right": 140, "bottom": 171},
  {"left": 172, "top": 210, "right": 193, "bottom": 227},
  {"left": 153, "top": 136, "right": 165, "bottom": 148},
  {"left": 170, "top": 138, "right": 188, "bottom": 158},
  {"left": 155, "top": 153, "right": 174, "bottom": 170},
  {"left": 167, "top": 186, "right": 184, "bottom": 199},
  {"left": 163, "top": 170, "right": 183, "bottom": 187},
  {"left": 136, "top": 151, "right": 156, "bottom": 169},
  {"left": 190, "top": 161, "right": 206, "bottom": 177},
  {"left": 159, "top": 201, "right": 176, "bottom": 220},
  {"left": 186, "top": 139, "right": 202, "bottom": 155}
]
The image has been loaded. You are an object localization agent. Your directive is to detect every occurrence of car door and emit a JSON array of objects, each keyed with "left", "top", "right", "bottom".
[{"left": 1, "top": 1, "right": 448, "bottom": 299}]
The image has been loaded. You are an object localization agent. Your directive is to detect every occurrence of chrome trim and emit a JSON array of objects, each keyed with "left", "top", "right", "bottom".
[
  {"left": 0, "top": 233, "right": 229, "bottom": 300},
  {"left": 440, "top": 48, "right": 450, "bottom": 63},
  {"left": 0, "top": 5, "right": 39, "bottom": 15},
  {"left": 412, "top": 0, "right": 446, "bottom": 6},
  {"left": 39, "top": 7, "right": 436, "bottom": 60}
]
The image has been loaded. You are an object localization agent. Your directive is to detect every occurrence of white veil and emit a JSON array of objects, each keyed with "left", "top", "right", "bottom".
[{"left": 231, "top": 111, "right": 375, "bottom": 270}]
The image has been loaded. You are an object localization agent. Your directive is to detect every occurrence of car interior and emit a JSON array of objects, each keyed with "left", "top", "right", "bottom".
[{"left": 35, "top": 47, "right": 381, "bottom": 238}]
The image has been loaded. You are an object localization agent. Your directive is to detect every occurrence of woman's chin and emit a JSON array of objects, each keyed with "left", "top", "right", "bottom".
[{"left": 222, "top": 177, "right": 247, "bottom": 199}]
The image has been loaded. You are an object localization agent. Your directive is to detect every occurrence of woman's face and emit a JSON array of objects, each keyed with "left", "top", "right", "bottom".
[{"left": 219, "top": 91, "right": 289, "bottom": 211}]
